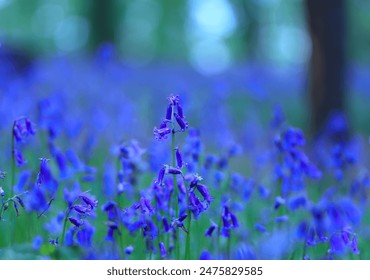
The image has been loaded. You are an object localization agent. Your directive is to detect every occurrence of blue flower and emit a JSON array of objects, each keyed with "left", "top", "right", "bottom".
[
  {"left": 205, "top": 222, "right": 217, "bottom": 237},
  {"left": 255, "top": 223, "right": 267, "bottom": 233},
  {"left": 153, "top": 126, "right": 172, "bottom": 141},
  {"left": 32, "top": 236, "right": 43, "bottom": 251},
  {"left": 221, "top": 206, "right": 239, "bottom": 237},
  {"left": 159, "top": 242, "right": 167, "bottom": 258},
  {"left": 14, "top": 149, "right": 27, "bottom": 167},
  {"left": 351, "top": 236, "right": 360, "bottom": 255},
  {"left": 80, "top": 194, "right": 98, "bottom": 209},
  {"left": 69, "top": 217, "right": 84, "bottom": 227},
  {"left": 139, "top": 197, "right": 155, "bottom": 214},
  {"left": 76, "top": 222, "right": 95, "bottom": 247},
  {"left": 102, "top": 201, "right": 119, "bottom": 221},
  {"left": 288, "top": 195, "right": 307, "bottom": 210},
  {"left": 199, "top": 251, "right": 213, "bottom": 260},
  {"left": 125, "top": 245, "right": 134, "bottom": 255},
  {"left": 105, "top": 221, "right": 120, "bottom": 242},
  {"left": 36, "top": 158, "right": 58, "bottom": 193}
]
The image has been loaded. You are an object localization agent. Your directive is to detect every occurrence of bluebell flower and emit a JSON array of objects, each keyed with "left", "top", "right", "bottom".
[
  {"left": 288, "top": 195, "right": 307, "bottom": 210},
  {"left": 105, "top": 221, "right": 120, "bottom": 242},
  {"left": 35, "top": 158, "right": 51, "bottom": 182},
  {"left": 171, "top": 214, "right": 188, "bottom": 233},
  {"left": 189, "top": 192, "right": 205, "bottom": 217},
  {"left": 165, "top": 165, "right": 183, "bottom": 175},
  {"left": 65, "top": 227, "right": 77, "bottom": 246},
  {"left": 76, "top": 222, "right": 95, "bottom": 247},
  {"left": 14, "top": 149, "right": 27, "bottom": 166},
  {"left": 296, "top": 221, "right": 309, "bottom": 240},
  {"left": 36, "top": 158, "right": 58, "bottom": 193},
  {"left": 174, "top": 112, "right": 188, "bottom": 131},
  {"left": 274, "top": 196, "right": 285, "bottom": 209},
  {"left": 255, "top": 223, "right": 267, "bottom": 233},
  {"left": 54, "top": 148, "right": 69, "bottom": 178},
  {"left": 139, "top": 197, "right": 155, "bottom": 214},
  {"left": 142, "top": 219, "right": 158, "bottom": 239},
  {"left": 168, "top": 95, "right": 180, "bottom": 105},
  {"left": 175, "top": 147, "right": 183, "bottom": 168},
  {"left": 15, "top": 196, "right": 25, "bottom": 208},
  {"left": 44, "top": 212, "right": 64, "bottom": 236},
  {"left": 275, "top": 215, "right": 289, "bottom": 223},
  {"left": 153, "top": 126, "right": 172, "bottom": 141},
  {"left": 63, "top": 183, "right": 82, "bottom": 208},
  {"left": 69, "top": 217, "right": 84, "bottom": 227},
  {"left": 205, "top": 221, "right": 218, "bottom": 237},
  {"left": 328, "top": 228, "right": 360, "bottom": 256},
  {"left": 49, "top": 237, "right": 59, "bottom": 247},
  {"left": 32, "top": 236, "right": 43, "bottom": 251},
  {"left": 176, "top": 102, "right": 184, "bottom": 119},
  {"left": 154, "top": 95, "right": 188, "bottom": 141},
  {"left": 196, "top": 184, "right": 212, "bottom": 203},
  {"left": 162, "top": 217, "right": 170, "bottom": 232},
  {"left": 328, "top": 234, "right": 345, "bottom": 255},
  {"left": 13, "top": 117, "right": 36, "bottom": 143},
  {"left": 351, "top": 236, "right": 360, "bottom": 255},
  {"left": 73, "top": 204, "right": 92, "bottom": 215},
  {"left": 0, "top": 187, "right": 4, "bottom": 200},
  {"left": 14, "top": 170, "right": 31, "bottom": 193},
  {"left": 125, "top": 245, "right": 134, "bottom": 255},
  {"left": 281, "top": 127, "right": 305, "bottom": 151},
  {"left": 188, "top": 173, "right": 203, "bottom": 189},
  {"left": 13, "top": 201, "right": 19, "bottom": 216},
  {"left": 155, "top": 167, "right": 166, "bottom": 186},
  {"left": 102, "top": 201, "right": 119, "bottom": 221},
  {"left": 80, "top": 194, "right": 98, "bottom": 209},
  {"left": 221, "top": 206, "right": 239, "bottom": 237},
  {"left": 159, "top": 242, "right": 167, "bottom": 258},
  {"left": 26, "top": 187, "right": 48, "bottom": 213},
  {"left": 199, "top": 251, "right": 212, "bottom": 260},
  {"left": 165, "top": 104, "right": 172, "bottom": 121},
  {"left": 258, "top": 185, "right": 270, "bottom": 199}
]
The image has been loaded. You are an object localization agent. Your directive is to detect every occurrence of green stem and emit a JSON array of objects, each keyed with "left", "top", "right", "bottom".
[
  {"left": 116, "top": 155, "right": 124, "bottom": 258},
  {"left": 9, "top": 131, "right": 15, "bottom": 196},
  {"left": 227, "top": 235, "right": 231, "bottom": 259},
  {"left": 11, "top": 123, "right": 15, "bottom": 198},
  {"left": 9, "top": 123, "right": 16, "bottom": 247},
  {"left": 172, "top": 133, "right": 179, "bottom": 216},
  {"left": 216, "top": 216, "right": 222, "bottom": 256},
  {"left": 171, "top": 122, "right": 181, "bottom": 260},
  {"left": 61, "top": 207, "right": 72, "bottom": 245},
  {"left": 185, "top": 209, "right": 192, "bottom": 259},
  {"left": 184, "top": 175, "right": 192, "bottom": 259}
]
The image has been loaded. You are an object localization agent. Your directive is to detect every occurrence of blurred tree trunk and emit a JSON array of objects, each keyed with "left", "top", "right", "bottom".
[
  {"left": 306, "top": 0, "right": 346, "bottom": 135},
  {"left": 88, "top": 0, "right": 118, "bottom": 51},
  {"left": 234, "top": 0, "right": 259, "bottom": 60}
]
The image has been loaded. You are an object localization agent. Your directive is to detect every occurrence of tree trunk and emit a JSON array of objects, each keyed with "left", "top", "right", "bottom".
[
  {"left": 306, "top": 0, "right": 346, "bottom": 136},
  {"left": 88, "top": 0, "right": 117, "bottom": 51}
]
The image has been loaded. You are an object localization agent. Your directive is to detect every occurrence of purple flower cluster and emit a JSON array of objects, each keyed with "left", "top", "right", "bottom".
[
  {"left": 0, "top": 83, "right": 367, "bottom": 261},
  {"left": 64, "top": 192, "right": 98, "bottom": 247},
  {"left": 153, "top": 95, "right": 188, "bottom": 140},
  {"left": 12, "top": 117, "right": 36, "bottom": 167}
]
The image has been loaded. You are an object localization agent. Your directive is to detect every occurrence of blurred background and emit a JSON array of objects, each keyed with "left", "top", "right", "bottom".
[{"left": 0, "top": 0, "right": 369, "bottom": 146}]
